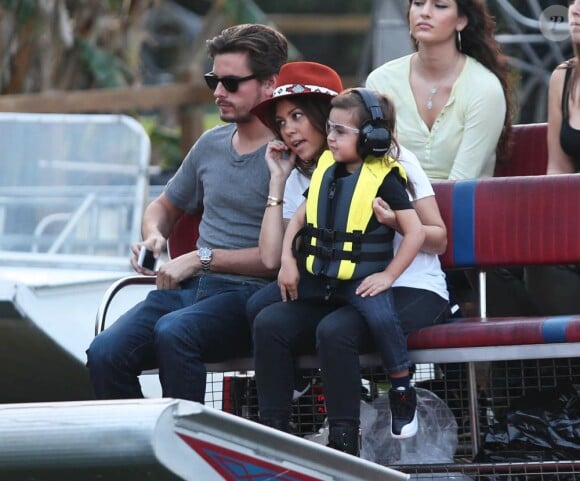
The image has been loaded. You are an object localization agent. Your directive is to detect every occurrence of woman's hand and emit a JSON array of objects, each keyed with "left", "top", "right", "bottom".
[
  {"left": 265, "top": 139, "right": 296, "bottom": 181},
  {"left": 373, "top": 197, "right": 398, "bottom": 231},
  {"left": 277, "top": 259, "right": 300, "bottom": 302}
]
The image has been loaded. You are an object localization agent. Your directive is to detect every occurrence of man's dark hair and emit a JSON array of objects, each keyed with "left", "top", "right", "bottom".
[{"left": 206, "top": 24, "right": 288, "bottom": 79}]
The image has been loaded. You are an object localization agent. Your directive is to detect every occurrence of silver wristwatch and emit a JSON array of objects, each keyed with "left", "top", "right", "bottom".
[{"left": 197, "top": 247, "right": 213, "bottom": 271}]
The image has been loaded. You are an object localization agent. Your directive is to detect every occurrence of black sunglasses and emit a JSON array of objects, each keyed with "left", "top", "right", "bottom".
[{"left": 204, "top": 72, "right": 258, "bottom": 93}]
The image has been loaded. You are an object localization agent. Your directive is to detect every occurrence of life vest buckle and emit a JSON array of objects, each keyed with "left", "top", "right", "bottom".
[
  {"left": 320, "top": 228, "right": 336, "bottom": 242},
  {"left": 319, "top": 246, "right": 336, "bottom": 260}
]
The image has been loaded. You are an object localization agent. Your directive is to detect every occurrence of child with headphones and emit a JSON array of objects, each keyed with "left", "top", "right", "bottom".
[{"left": 277, "top": 88, "right": 425, "bottom": 444}]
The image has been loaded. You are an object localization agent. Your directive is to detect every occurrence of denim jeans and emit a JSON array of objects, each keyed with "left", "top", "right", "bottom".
[
  {"left": 87, "top": 275, "right": 261, "bottom": 402},
  {"left": 249, "top": 279, "right": 449, "bottom": 424}
]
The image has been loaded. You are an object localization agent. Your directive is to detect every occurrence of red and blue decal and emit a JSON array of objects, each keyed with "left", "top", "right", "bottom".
[{"left": 177, "top": 432, "right": 323, "bottom": 481}]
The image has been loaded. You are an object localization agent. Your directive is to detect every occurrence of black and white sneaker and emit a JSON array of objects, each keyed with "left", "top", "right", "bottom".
[
  {"left": 292, "top": 380, "right": 311, "bottom": 401},
  {"left": 389, "top": 386, "right": 418, "bottom": 439},
  {"left": 292, "top": 369, "right": 312, "bottom": 401}
]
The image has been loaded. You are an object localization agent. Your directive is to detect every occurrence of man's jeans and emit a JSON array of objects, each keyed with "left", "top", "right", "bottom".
[{"left": 86, "top": 275, "right": 261, "bottom": 402}]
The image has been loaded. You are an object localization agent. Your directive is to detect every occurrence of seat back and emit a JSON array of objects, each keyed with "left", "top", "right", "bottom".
[
  {"left": 433, "top": 174, "right": 580, "bottom": 269},
  {"left": 166, "top": 174, "right": 580, "bottom": 271},
  {"left": 493, "top": 123, "right": 548, "bottom": 177},
  {"left": 167, "top": 211, "right": 201, "bottom": 259}
]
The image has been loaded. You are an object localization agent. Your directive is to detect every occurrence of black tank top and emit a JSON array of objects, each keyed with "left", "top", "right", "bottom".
[{"left": 560, "top": 66, "right": 580, "bottom": 170}]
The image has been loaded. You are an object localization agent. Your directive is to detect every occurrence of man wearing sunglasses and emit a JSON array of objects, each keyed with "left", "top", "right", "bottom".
[{"left": 87, "top": 23, "right": 288, "bottom": 403}]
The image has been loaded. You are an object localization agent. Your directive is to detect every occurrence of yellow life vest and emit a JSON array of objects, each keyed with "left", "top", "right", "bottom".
[{"left": 300, "top": 150, "right": 407, "bottom": 280}]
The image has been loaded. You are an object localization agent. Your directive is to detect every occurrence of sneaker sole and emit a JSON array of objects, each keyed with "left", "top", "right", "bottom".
[
  {"left": 292, "top": 382, "right": 311, "bottom": 401},
  {"left": 390, "top": 411, "right": 418, "bottom": 439}
]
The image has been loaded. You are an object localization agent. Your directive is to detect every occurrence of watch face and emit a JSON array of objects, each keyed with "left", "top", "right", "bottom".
[{"left": 199, "top": 247, "right": 212, "bottom": 259}]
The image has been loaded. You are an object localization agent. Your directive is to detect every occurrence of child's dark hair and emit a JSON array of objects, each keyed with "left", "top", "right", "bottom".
[
  {"left": 331, "top": 89, "right": 416, "bottom": 198},
  {"left": 330, "top": 88, "right": 400, "bottom": 161}
]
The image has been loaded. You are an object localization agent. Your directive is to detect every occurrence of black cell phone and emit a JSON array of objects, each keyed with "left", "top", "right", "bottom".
[{"left": 138, "top": 246, "right": 157, "bottom": 271}]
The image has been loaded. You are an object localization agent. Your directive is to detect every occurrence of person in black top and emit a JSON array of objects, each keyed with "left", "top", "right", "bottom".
[{"left": 524, "top": 0, "right": 580, "bottom": 315}]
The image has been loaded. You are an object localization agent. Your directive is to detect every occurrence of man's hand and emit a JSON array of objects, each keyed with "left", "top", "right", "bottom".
[
  {"left": 130, "top": 235, "right": 166, "bottom": 274},
  {"left": 155, "top": 251, "right": 199, "bottom": 290}
]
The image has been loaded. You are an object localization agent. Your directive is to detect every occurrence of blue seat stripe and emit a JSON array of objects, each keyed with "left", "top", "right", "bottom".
[
  {"left": 452, "top": 180, "right": 476, "bottom": 266},
  {"left": 542, "top": 316, "right": 571, "bottom": 343}
]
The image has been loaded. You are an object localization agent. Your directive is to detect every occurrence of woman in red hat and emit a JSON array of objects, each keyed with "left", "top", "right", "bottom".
[
  {"left": 250, "top": 61, "right": 344, "bottom": 270},
  {"left": 247, "top": 62, "right": 450, "bottom": 456}
]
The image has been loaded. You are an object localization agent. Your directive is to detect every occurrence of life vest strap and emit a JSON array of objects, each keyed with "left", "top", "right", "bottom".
[
  {"left": 302, "top": 224, "right": 392, "bottom": 244},
  {"left": 300, "top": 243, "right": 393, "bottom": 263}
]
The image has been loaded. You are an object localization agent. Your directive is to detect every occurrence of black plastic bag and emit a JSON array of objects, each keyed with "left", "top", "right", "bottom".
[{"left": 474, "top": 382, "right": 580, "bottom": 480}]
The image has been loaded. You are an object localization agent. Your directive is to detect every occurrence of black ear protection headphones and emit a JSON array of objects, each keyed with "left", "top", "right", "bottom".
[{"left": 352, "top": 88, "right": 392, "bottom": 159}]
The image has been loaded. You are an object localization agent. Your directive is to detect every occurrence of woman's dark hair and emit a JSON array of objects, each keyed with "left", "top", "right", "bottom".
[
  {"left": 206, "top": 24, "right": 288, "bottom": 80},
  {"left": 560, "top": 0, "right": 580, "bottom": 106},
  {"left": 408, "top": 0, "right": 514, "bottom": 164}
]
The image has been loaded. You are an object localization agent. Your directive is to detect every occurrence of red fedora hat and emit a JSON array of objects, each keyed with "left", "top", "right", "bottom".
[{"left": 251, "top": 61, "right": 343, "bottom": 130}]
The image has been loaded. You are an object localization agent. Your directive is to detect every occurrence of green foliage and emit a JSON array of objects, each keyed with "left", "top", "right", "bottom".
[
  {"left": 77, "top": 38, "right": 132, "bottom": 88},
  {"left": 251, "top": 0, "right": 373, "bottom": 78},
  {"left": 139, "top": 109, "right": 223, "bottom": 172},
  {"left": 254, "top": 0, "right": 373, "bottom": 14},
  {"left": 0, "top": 0, "right": 36, "bottom": 23},
  {"left": 204, "top": 111, "right": 222, "bottom": 131},
  {"left": 140, "top": 116, "right": 182, "bottom": 172}
]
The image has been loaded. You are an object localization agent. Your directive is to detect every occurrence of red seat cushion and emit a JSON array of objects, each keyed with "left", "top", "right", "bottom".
[{"left": 407, "top": 315, "right": 580, "bottom": 350}]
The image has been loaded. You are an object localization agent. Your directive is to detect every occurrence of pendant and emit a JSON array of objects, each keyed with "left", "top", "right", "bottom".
[{"left": 426, "top": 87, "right": 438, "bottom": 111}]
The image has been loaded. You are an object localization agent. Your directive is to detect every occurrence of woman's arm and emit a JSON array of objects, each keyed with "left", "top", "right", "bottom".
[
  {"left": 373, "top": 195, "right": 446, "bottom": 255},
  {"left": 277, "top": 201, "right": 306, "bottom": 301},
  {"left": 411, "top": 195, "right": 447, "bottom": 254},
  {"left": 448, "top": 78, "right": 506, "bottom": 180},
  {"left": 546, "top": 66, "right": 575, "bottom": 174},
  {"left": 259, "top": 140, "right": 296, "bottom": 269},
  {"left": 385, "top": 208, "right": 425, "bottom": 281}
]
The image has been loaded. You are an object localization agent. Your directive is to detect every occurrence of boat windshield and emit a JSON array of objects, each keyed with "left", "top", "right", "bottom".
[{"left": 0, "top": 113, "right": 153, "bottom": 272}]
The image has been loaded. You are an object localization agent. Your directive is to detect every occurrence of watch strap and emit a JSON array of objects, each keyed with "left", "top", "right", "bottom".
[
  {"left": 198, "top": 247, "right": 212, "bottom": 271},
  {"left": 200, "top": 258, "right": 211, "bottom": 271}
]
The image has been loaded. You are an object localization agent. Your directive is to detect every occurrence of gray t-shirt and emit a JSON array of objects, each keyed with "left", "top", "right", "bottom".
[{"left": 164, "top": 123, "right": 271, "bottom": 281}]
